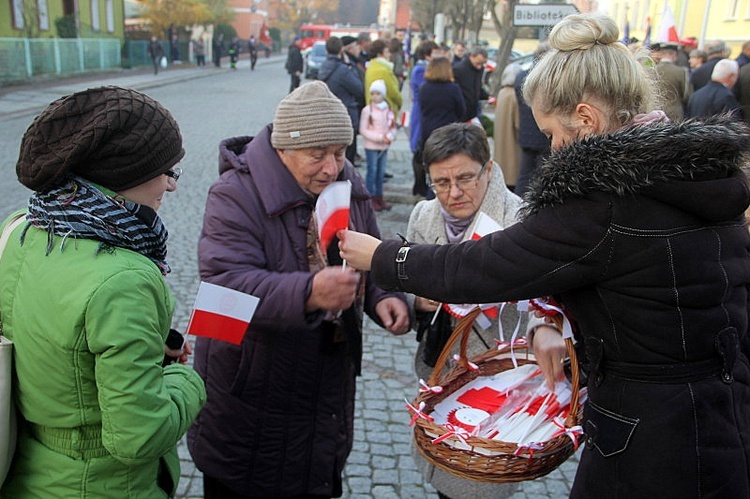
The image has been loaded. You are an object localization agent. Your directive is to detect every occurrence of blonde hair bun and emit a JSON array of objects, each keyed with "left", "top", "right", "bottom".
[{"left": 548, "top": 13, "right": 620, "bottom": 52}]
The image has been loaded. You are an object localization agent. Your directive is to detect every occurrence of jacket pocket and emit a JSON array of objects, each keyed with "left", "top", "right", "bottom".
[{"left": 584, "top": 401, "right": 639, "bottom": 457}]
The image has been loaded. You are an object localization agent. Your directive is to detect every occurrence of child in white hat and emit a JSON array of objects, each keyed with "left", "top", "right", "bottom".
[{"left": 359, "top": 79, "right": 397, "bottom": 211}]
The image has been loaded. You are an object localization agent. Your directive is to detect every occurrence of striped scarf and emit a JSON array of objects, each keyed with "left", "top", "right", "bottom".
[{"left": 26, "top": 176, "right": 170, "bottom": 275}]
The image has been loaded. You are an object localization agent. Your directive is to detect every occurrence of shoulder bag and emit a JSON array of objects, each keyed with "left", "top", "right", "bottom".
[{"left": 0, "top": 212, "right": 26, "bottom": 487}]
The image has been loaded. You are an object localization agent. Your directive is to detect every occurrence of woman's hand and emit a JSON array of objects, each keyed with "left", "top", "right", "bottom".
[
  {"left": 531, "top": 325, "right": 567, "bottom": 390},
  {"left": 337, "top": 230, "right": 381, "bottom": 271},
  {"left": 164, "top": 333, "right": 192, "bottom": 365}
]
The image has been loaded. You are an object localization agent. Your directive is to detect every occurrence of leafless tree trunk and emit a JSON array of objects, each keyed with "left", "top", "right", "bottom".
[{"left": 487, "top": 0, "right": 518, "bottom": 95}]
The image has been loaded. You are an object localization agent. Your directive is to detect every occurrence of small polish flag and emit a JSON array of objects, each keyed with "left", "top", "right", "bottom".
[
  {"left": 316, "top": 180, "right": 351, "bottom": 252},
  {"left": 186, "top": 282, "right": 260, "bottom": 345},
  {"left": 470, "top": 211, "right": 502, "bottom": 240},
  {"left": 656, "top": 5, "right": 680, "bottom": 44},
  {"left": 399, "top": 110, "right": 410, "bottom": 127}
]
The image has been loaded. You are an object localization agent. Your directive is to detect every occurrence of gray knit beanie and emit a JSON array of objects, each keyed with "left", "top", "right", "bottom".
[
  {"left": 16, "top": 85, "right": 185, "bottom": 192},
  {"left": 271, "top": 81, "right": 353, "bottom": 150}
]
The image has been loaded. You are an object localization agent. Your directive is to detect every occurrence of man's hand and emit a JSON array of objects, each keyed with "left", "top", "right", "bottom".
[
  {"left": 306, "top": 266, "right": 361, "bottom": 313},
  {"left": 375, "top": 297, "right": 410, "bottom": 335}
]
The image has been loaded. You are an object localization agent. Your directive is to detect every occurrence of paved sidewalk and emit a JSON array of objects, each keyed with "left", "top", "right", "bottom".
[{"left": 0, "top": 55, "right": 278, "bottom": 119}]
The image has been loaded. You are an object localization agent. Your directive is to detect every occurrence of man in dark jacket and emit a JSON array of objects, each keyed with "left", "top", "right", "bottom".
[
  {"left": 187, "top": 82, "right": 410, "bottom": 499},
  {"left": 513, "top": 42, "right": 551, "bottom": 197},
  {"left": 687, "top": 58, "right": 742, "bottom": 120},
  {"left": 147, "top": 36, "right": 164, "bottom": 75},
  {"left": 452, "top": 46, "right": 489, "bottom": 123},
  {"left": 691, "top": 40, "right": 727, "bottom": 91},
  {"left": 319, "top": 36, "right": 365, "bottom": 164},
  {"left": 285, "top": 36, "right": 304, "bottom": 93}
]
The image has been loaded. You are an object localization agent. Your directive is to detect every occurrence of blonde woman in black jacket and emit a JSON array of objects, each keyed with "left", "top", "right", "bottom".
[{"left": 340, "top": 13, "right": 750, "bottom": 498}]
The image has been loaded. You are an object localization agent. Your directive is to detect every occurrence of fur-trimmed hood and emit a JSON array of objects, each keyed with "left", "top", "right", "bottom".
[{"left": 522, "top": 116, "right": 750, "bottom": 219}]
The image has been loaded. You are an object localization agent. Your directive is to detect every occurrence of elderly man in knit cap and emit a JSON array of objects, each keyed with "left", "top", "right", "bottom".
[
  {"left": 1, "top": 86, "right": 206, "bottom": 498},
  {"left": 187, "top": 81, "right": 410, "bottom": 499}
]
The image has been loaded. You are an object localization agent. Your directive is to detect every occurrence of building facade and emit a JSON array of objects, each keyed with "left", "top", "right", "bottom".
[
  {"left": 2, "top": 0, "right": 125, "bottom": 38},
  {"left": 608, "top": 0, "right": 750, "bottom": 56}
]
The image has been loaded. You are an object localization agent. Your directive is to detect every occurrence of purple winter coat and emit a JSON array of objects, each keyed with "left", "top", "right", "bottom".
[{"left": 187, "top": 125, "right": 406, "bottom": 497}]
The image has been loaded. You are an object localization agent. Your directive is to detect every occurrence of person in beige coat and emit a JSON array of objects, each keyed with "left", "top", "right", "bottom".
[
  {"left": 406, "top": 123, "right": 556, "bottom": 499},
  {"left": 493, "top": 63, "right": 523, "bottom": 191}
]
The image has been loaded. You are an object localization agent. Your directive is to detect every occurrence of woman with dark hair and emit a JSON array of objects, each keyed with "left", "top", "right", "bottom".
[
  {"left": 418, "top": 57, "right": 466, "bottom": 149},
  {"left": 406, "top": 123, "right": 555, "bottom": 499},
  {"left": 364, "top": 39, "right": 403, "bottom": 114},
  {"left": 412, "top": 56, "right": 465, "bottom": 199}
]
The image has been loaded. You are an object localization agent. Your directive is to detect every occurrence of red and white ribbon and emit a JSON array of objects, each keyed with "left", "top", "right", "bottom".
[
  {"left": 513, "top": 441, "right": 545, "bottom": 457},
  {"left": 431, "top": 424, "right": 471, "bottom": 445},
  {"left": 405, "top": 399, "right": 434, "bottom": 426},
  {"left": 530, "top": 297, "right": 574, "bottom": 339},
  {"left": 418, "top": 378, "right": 443, "bottom": 394},
  {"left": 551, "top": 417, "right": 584, "bottom": 450},
  {"left": 452, "top": 354, "right": 478, "bottom": 371}
]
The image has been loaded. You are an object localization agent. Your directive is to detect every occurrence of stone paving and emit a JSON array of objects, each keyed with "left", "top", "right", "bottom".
[{"left": 0, "top": 56, "right": 579, "bottom": 498}]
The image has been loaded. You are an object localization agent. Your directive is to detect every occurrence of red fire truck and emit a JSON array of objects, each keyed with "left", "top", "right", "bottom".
[{"left": 297, "top": 24, "right": 380, "bottom": 51}]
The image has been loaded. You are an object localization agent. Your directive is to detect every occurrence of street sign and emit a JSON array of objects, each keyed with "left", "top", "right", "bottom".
[{"left": 512, "top": 4, "right": 579, "bottom": 27}]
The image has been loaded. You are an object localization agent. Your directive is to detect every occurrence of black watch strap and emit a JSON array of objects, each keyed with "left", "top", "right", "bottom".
[{"left": 396, "top": 246, "right": 410, "bottom": 281}]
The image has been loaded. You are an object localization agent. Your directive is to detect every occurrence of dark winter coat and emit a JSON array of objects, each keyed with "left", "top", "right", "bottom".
[
  {"left": 452, "top": 57, "right": 489, "bottom": 122},
  {"left": 417, "top": 80, "right": 465, "bottom": 145},
  {"left": 187, "top": 125, "right": 405, "bottom": 497},
  {"left": 370, "top": 117, "right": 750, "bottom": 498},
  {"left": 515, "top": 69, "right": 550, "bottom": 151},
  {"left": 687, "top": 81, "right": 743, "bottom": 120},
  {"left": 285, "top": 44, "right": 303, "bottom": 74},
  {"left": 319, "top": 54, "right": 364, "bottom": 130},
  {"left": 691, "top": 57, "right": 722, "bottom": 92}
]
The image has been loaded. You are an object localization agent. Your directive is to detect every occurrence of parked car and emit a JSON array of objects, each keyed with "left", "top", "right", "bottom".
[
  {"left": 304, "top": 41, "right": 327, "bottom": 79},
  {"left": 484, "top": 47, "right": 525, "bottom": 84}
]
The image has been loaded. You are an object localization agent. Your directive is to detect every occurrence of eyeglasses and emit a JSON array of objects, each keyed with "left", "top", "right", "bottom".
[
  {"left": 428, "top": 163, "right": 488, "bottom": 195},
  {"left": 163, "top": 167, "right": 182, "bottom": 182}
]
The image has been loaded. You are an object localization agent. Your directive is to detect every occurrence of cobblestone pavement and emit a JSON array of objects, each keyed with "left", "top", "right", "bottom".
[{"left": 0, "top": 56, "right": 578, "bottom": 498}]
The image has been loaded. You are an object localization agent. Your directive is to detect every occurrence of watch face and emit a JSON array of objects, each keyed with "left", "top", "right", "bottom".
[{"left": 397, "top": 246, "right": 410, "bottom": 262}]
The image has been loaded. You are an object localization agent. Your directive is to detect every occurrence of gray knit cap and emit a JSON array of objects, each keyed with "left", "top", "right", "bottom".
[
  {"left": 16, "top": 85, "right": 184, "bottom": 192},
  {"left": 271, "top": 81, "right": 353, "bottom": 150}
]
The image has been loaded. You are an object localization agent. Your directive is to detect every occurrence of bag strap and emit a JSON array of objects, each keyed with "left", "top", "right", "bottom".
[{"left": 0, "top": 213, "right": 26, "bottom": 261}]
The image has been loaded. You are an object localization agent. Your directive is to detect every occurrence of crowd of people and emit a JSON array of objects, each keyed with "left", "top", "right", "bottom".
[{"left": 1, "top": 12, "right": 750, "bottom": 499}]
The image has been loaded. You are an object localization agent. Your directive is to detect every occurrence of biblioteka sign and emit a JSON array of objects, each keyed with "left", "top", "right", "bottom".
[{"left": 512, "top": 4, "right": 579, "bottom": 27}]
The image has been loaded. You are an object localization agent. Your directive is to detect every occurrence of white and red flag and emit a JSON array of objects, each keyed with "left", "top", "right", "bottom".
[
  {"left": 470, "top": 211, "right": 502, "bottom": 240},
  {"left": 316, "top": 180, "right": 351, "bottom": 252},
  {"left": 656, "top": 5, "right": 679, "bottom": 44},
  {"left": 186, "top": 282, "right": 260, "bottom": 345}
]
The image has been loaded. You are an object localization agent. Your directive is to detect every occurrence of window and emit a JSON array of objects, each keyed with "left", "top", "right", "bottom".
[
  {"left": 105, "top": 0, "right": 114, "bottom": 31},
  {"left": 38, "top": 0, "right": 49, "bottom": 30},
  {"left": 90, "top": 0, "right": 100, "bottom": 30},
  {"left": 11, "top": 0, "right": 25, "bottom": 29},
  {"left": 727, "top": 0, "right": 739, "bottom": 19}
]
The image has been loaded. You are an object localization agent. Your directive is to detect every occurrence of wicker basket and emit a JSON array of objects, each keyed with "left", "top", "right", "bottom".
[{"left": 411, "top": 307, "right": 582, "bottom": 483}]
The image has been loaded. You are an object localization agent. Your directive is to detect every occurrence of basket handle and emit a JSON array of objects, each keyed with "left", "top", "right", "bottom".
[
  {"left": 564, "top": 335, "right": 580, "bottom": 427},
  {"left": 426, "top": 307, "right": 483, "bottom": 387}
]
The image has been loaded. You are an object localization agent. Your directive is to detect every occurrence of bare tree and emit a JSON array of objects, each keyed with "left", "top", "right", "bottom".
[
  {"left": 445, "top": 0, "right": 491, "bottom": 43},
  {"left": 486, "top": 0, "right": 518, "bottom": 94},
  {"left": 410, "top": 0, "right": 449, "bottom": 34}
]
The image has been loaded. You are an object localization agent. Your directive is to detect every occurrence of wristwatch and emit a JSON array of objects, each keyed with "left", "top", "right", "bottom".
[{"left": 396, "top": 245, "right": 410, "bottom": 281}]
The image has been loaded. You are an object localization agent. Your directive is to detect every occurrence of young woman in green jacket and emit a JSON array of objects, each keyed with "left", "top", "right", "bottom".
[{"left": 0, "top": 86, "right": 206, "bottom": 498}]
